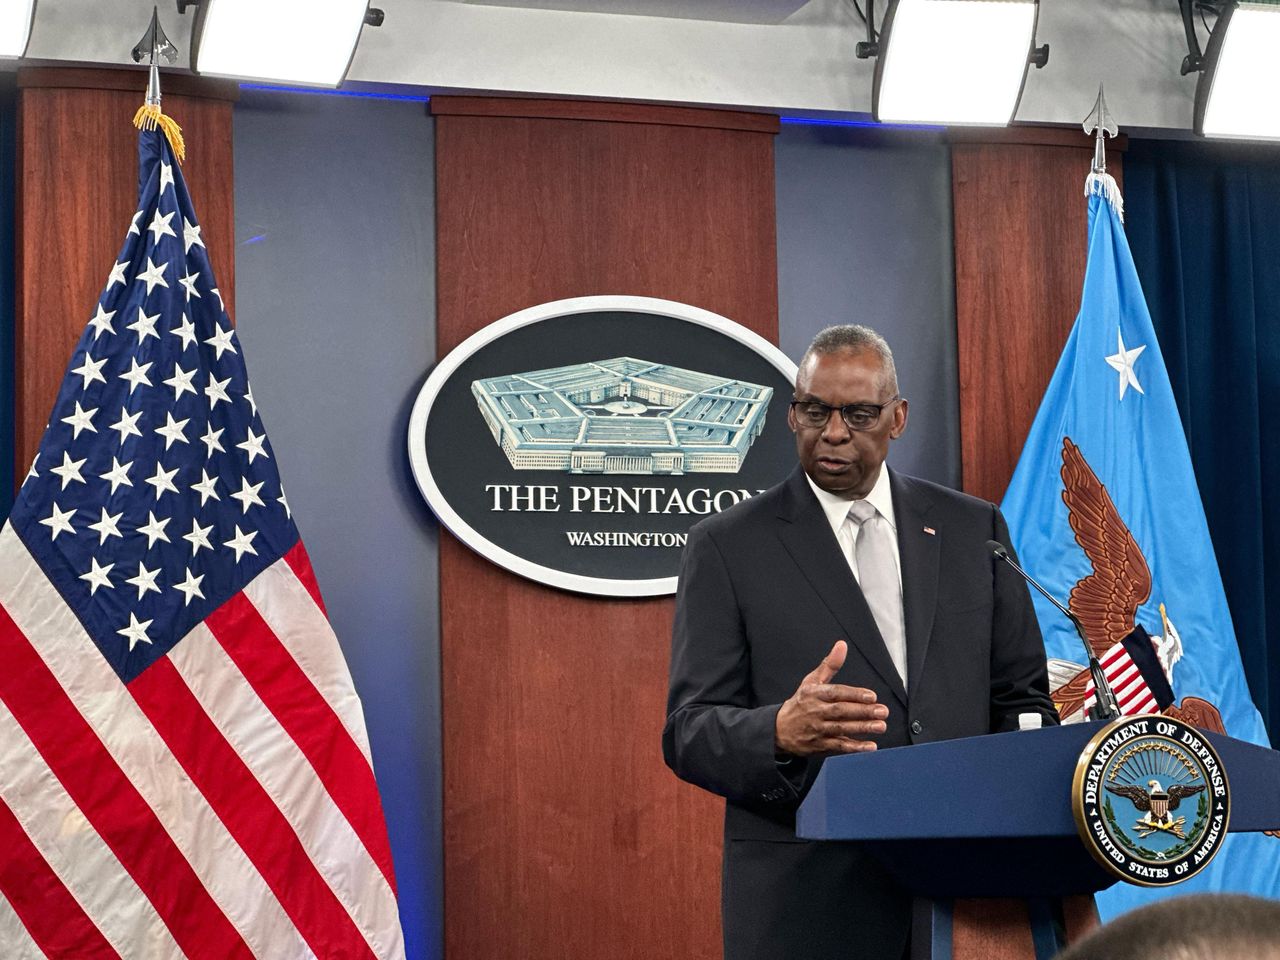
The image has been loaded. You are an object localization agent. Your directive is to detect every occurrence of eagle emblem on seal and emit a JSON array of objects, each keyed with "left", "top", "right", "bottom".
[{"left": 1105, "top": 779, "right": 1207, "bottom": 840}]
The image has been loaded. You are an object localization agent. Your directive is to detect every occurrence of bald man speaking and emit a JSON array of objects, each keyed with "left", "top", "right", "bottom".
[{"left": 663, "top": 324, "right": 1055, "bottom": 960}]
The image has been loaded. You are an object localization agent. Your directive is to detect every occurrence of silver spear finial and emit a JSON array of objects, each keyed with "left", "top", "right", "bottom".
[
  {"left": 129, "top": 7, "right": 186, "bottom": 161},
  {"left": 131, "top": 6, "right": 178, "bottom": 109},
  {"left": 1082, "top": 84, "right": 1118, "bottom": 175},
  {"left": 1082, "top": 85, "right": 1123, "bottom": 220}
]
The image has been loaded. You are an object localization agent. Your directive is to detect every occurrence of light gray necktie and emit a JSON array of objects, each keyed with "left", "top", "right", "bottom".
[{"left": 848, "top": 500, "right": 907, "bottom": 685}]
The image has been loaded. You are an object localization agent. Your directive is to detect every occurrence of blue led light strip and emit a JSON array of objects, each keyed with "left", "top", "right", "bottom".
[
  {"left": 238, "top": 83, "right": 431, "bottom": 102},
  {"left": 780, "top": 116, "right": 944, "bottom": 131}
]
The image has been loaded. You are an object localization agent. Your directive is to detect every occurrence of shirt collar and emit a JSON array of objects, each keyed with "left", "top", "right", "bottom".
[{"left": 803, "top": 466, "right": 897, "bottom": 540}]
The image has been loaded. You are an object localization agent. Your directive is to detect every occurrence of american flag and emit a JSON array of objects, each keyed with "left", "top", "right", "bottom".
[
  {"left": 0, "top": 130, "right": 405, "bottom": 958},
  {"left": 1083, "top": 625, "right": 1175, "bottom": 719}
]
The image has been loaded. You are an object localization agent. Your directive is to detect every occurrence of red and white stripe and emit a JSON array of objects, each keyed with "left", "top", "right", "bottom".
[
  {"left": 0, "top": 523, "right": 404, "bottom": 959},
  {"left": 1084, "top": 641, "right": 1160, "bottom": 717}
]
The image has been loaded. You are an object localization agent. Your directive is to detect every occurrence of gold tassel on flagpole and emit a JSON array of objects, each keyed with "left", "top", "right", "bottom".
[{"left": 133, "top": 102, "right": 186, "bottom": 163}]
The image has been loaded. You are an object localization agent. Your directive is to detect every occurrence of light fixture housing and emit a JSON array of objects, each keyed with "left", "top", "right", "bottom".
[
  {"left": 865, "top": 0, "right": 1047, "bottom": 126},
  {"left": 0, "top": 0, "right": 37, "bottom": 59},
  {"left": 185, "top": 0, "right": 378, "bottom": 88},
  {"left": 1186, "top": 1, "right": 1280, "bottom": 140}
]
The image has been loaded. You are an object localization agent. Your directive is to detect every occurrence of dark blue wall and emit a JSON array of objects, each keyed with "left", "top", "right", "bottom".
[
  {"left": 232, "top": 89, "right": 441, "bottom": 960},
  {"left": 775, "top": 121, "right": 959, "bottom": 488}
]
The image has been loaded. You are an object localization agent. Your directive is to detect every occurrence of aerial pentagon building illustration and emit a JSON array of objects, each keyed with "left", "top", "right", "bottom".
[{"left": 472, "top": 357, "right": 773, "bottom": 474}]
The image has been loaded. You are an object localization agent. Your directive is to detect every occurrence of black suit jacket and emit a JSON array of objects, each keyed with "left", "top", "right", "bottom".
[{"left": 662, "top": 466, "right": 1054, "bottom": 960}]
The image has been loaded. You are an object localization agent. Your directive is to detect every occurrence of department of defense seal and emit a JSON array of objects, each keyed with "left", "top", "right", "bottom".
[{"left": 1072, "top": 715, "right": 1229, "bottom": 886}]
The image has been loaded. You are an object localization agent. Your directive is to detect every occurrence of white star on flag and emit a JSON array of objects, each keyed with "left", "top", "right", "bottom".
[
  {"left": 223, "top": 525, "right": 258, "bottom": 562},
  {"left": 205, "top": 375, "right": 232, "bottom": 408},
  {"left": 201, "top": 423, "right": 225, "bottom": 457},
  {"left": 88, "top": 507, "right": 124, "bottom": 545},
  {"left": 1105, "top": 327, "right": 1147, "bottom": 400},
  {"left": 119, "top": 358, "right": 153, "bottom": 394},
  {"left": 147, "top": 209, "right": 176, "bottom": 243},
  {"left": 154, "top": 412, "right": 191, "bottom": 450},
  {"left": 127, "top": 307, "right": 161, "bottom": 343},
  {"left": 88, "top": 304, "right": 116, "bottom": 340},
  {"left": 125, "top": 561, "right": 162, "bottom": 600},
  {"left": 79, "top": 557, "right": 115, "bottom": 595},
  {"left": 171, "top": 315, "right": 198, "bottom": 350},
  {"left": 179, "top": 270, "right": 201, "bottom": 300},
  {"left": 163, "top": 364, "right": 198, "bottom": 401},
  {"left": 231, "top": 477, "right": 265, "bottom": 514},
  {"left": 106, "top": 259, "right": 130, "bottom": 288},
  {"left": 117, "top": 612, "right": 154, "bottom": 650},
  {"left": 192, "top": 469, "right": 220, "bottom": 505},
  {"left": 237, "top": 427, "right": 269, "bottom": 464},
  {"left": 61, "top": 401, "right": 98, "bottom": 438},
  {"left": 183, "top": 517, "right": 214, "bottom": 556},
  {"left": 137, "top": 511, "right": 172, "bottom": 548},
  {"left": 99, "top": 457, "right": 133, "bottom": 495},
  {"left": 173, "top": 567, "right": 205, "bottom": 606},
  {"left": 39, "top": 502, "right": 77, "bottom": 540},
  {"left": 204, "top": 325, "right": 237, "bottom": 360},
  {"left": 49, "top": 451, "right": 87, "bottom": 489},
  {"left": 145, "top": 463, "right": 181, "bottom": 500},
  {"left": 71, "top": 352, "right": 108, "bottom": 389},
  {"left": 182, "top": 216, "right": 204, "bottom": 252},
  {"left": 109, "top": 406, "right": 144, "bottom": 443},
  {"left": 136, "top": 257, "right": 169, "bottom": 295}
]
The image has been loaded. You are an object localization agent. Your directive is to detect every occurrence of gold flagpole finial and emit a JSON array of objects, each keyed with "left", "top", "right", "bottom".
[{"left": 130, "top": 6, "right": 186, "bottom": 163}]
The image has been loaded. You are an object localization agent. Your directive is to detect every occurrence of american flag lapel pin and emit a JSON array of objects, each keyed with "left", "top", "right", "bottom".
[{"left": 923, "top": 526, "right": 936, "bottom": 536}]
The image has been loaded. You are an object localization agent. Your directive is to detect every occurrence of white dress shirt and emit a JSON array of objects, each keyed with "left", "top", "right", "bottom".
[{"left": 803, "top": 467, "right": 902, "bottom": 591}]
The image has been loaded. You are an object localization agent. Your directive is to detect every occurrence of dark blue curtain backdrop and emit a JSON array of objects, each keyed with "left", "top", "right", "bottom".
[{"left": 1125, "top": 138, "right": 1280, "bottom": 740}]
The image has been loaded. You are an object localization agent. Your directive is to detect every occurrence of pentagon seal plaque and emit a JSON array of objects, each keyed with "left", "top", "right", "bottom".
[
  {"left": 1073, "top": 715, "right": 1229, "bottom": 886},
  {"left": 407, "top": 296, "right": 798, "bottom": 596}
]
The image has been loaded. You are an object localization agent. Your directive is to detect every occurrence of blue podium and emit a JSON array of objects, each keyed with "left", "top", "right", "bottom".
[{"left": 796, "top": 722, "right": 1280, "bottom": 959}]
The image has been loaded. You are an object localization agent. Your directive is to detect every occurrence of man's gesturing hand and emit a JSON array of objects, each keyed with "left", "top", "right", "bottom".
[{"left": 774, "top": 641, "right": 888, "bottom": 757}]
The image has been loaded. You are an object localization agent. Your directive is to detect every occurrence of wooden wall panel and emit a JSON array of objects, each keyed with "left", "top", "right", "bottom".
[
  {"left": 434, "top": 97, "right": 780, "bottom": 960},
  {"left": 952, "top": 130, "right": 1124, "bottom": 503},
  {"left": 15, "top": 68, "right": 237, "bottom": 478}
]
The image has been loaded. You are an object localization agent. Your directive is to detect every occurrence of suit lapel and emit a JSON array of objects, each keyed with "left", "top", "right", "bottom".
[
  {"left": 774, "top": 468, "right": 908, "bottom": 707},
  {"left": 890, "top": 471, "right": 940, "bottom": 701}
]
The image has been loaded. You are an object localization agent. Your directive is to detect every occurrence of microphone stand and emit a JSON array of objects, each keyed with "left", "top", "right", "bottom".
[{"left": 987, "top": 540, "right": 1121, "bottom": 722}]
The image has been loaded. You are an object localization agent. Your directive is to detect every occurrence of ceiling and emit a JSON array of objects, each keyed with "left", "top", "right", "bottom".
[{"left": 8, "top": 0, "right": 1220, "bottom": 134}]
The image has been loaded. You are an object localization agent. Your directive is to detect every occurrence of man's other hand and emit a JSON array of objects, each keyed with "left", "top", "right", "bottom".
[{"left": 774, "top": 640, "right": 888, "bottom": 757}]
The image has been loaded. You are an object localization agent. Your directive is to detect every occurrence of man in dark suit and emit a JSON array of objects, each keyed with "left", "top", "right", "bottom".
[{"left": 662, "top": 325, "right": 1055, "bottom": 960}]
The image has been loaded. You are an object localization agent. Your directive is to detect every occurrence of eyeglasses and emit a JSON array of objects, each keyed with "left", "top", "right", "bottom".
[{"left": 789, "top": 396, "right": 901, "bottom": 431}]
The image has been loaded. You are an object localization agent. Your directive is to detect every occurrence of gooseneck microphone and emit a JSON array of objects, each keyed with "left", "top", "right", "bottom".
[{"left": 986, "top": 539, "right": 1121, "bottom": 722}]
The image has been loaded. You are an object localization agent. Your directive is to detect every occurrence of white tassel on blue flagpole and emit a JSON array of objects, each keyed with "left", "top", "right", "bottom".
[{"left": 1085, "top": 170, "right": 1124, "bottom": 222}]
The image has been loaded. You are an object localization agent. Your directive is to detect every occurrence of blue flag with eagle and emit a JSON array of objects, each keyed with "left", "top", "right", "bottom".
[{"left": 1001, "top": 172, "right": 1280, "bottom": 915}]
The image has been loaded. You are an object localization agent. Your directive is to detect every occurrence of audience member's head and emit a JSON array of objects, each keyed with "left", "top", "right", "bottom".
[{"left": 1056, "top": 894, "right": 1280, "bottom": 960}]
